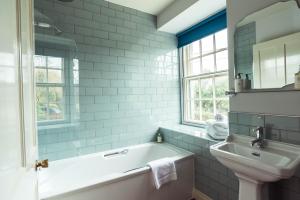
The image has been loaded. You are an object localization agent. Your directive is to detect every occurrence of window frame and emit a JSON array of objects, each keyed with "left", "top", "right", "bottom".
[
  {"left": 180, "top": 29, "right": 229, "bottom": 126},
  {"left": 35, "top": 55, "right": 69, "bottom": 126}
]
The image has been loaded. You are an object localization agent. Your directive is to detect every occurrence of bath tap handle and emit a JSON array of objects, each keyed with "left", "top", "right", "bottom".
[{"left": 104, "top": 149, "right": 129, "bottom": 157}]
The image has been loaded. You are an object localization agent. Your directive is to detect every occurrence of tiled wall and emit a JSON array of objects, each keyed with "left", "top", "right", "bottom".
[
  {"left": 229, "top": 111, "right": 300, "bottom": 200},
  {"left": 229, "top": 112, "right": 300, "bottom": 145},
  {"left": 160, "top": 127, "right": 239, "bottom": 200},
  {"left": 234, "top": 22, "right": 256, "bottom": 81},
  {"left": 36, "top": 0, "right": 180, "bottom": 160}
]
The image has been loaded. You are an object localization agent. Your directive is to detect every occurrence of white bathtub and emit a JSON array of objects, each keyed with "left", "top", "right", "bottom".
[{"left": 39, "top": 143, "right": 195, "bottom": 200}]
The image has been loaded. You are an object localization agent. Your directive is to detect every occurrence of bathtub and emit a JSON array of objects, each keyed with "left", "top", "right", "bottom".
[{"left": 38, "top": 142, "right": 195, "bottom": 200}]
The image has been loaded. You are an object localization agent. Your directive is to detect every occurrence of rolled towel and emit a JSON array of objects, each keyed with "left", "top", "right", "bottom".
[
  {"left": 206, "top": 119, "right": 229, "bottom": 140},
  {"left": 147, "top": 157, "right": 177, "bottom": 189}
]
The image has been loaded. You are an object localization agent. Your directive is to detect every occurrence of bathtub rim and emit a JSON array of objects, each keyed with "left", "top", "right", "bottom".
[
  {"left": 39, "top": 142, "right": 194, "bottom": 200},
  {"left": 42, "top": 142, "right": 193, "bottom": 166}
]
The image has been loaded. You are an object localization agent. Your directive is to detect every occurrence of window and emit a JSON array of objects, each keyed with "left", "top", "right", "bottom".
[
  {"left": 34, "top": 55, "right": 65, "bottom": 122},
  {"left": 182, "top": 29, "right": 229, "bottom": 124}
]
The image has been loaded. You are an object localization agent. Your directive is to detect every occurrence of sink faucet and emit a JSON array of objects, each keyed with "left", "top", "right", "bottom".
[{"left": 251, "top": 127, "right": 264, "bottom": 148}]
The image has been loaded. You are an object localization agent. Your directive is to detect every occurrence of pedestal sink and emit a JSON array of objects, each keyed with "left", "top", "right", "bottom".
[{"left": 210, "top": 134, "right": 300, "bottom": 200}]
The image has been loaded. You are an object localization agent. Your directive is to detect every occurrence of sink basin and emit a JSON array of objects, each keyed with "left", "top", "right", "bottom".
[{"left": 210, "top": 134, "right": 300, "bottom": 200}]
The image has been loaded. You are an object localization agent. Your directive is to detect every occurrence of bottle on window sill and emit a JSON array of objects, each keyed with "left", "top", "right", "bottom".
[{"left": 156, "top": 132, "right": 163, "bottom": 143}]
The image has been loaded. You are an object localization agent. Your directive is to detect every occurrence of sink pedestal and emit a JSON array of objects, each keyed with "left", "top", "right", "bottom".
[
  {"left": 236, "top": 173, "right": 263, "bottom": 200},
  {"left": 210, "top": 134, "right": 300, "bottom": 200}
]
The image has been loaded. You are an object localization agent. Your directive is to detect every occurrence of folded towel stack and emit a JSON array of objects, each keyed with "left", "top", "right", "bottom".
[{"left": 147, "top": 157, "right": 177, "bottom": 189}]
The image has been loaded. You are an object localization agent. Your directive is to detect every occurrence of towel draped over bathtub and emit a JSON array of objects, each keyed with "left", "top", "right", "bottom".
[{"left": 147, "top": 157, "right": 177, "bottom": 189}]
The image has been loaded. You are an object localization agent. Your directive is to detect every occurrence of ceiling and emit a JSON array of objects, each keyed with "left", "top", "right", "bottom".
[{"left": 105, "top": 0, "right": 176, "bottom": 15}]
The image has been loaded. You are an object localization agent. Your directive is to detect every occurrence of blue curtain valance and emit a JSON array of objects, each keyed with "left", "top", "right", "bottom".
[{"left": 177, "top": 9, "right": 227, "bottom": 48}]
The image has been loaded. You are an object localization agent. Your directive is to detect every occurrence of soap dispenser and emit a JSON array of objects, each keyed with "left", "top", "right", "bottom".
[
  {"left": 295, "top": 65, "right": 300, "bottom": 90},
  {"left": 243, "top": 73, "right": 251, "bottom": 90},
  {"left": 235, "top": 73, "right": 243, "bottom": 92}
]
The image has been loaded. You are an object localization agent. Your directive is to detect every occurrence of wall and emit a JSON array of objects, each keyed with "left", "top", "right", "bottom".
[
  {"left": 229, "top": 112, "right": 300, "bottom": 145},
  {"left": 157, "top": 0, "right": 198, "bottom": 29},
  {"left": 36, "top": 0, "right": 180, "bottom": 161},
  {"left": 160, "top": 127, "right": 239, "bottom": 200}
]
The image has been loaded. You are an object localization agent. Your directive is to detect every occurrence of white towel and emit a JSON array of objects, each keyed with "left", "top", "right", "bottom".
[{"left": 147, "top": 158, "right": 177, "bottom": 189}]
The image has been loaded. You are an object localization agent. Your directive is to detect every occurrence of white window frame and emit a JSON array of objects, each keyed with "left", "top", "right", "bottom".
[
  {"left": 180, "top": 29, "right": 229, "bottom": 126},
  {"left": 35, "top": 55, "right": 69, "bottom": 126}
]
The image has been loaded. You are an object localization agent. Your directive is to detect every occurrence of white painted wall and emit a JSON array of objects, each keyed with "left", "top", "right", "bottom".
[
  {"left": 255, "top": 1, "right": 300, "bottom": 42},
  {"left": 105, "top": 0, "right": 175, "bottom": 15},
  {"left": 227, "top": 0, "right": 300, "bottom": 116},
  {"left": 157, "top": 0, "right": 226, "bottom": 34},
  {"left": 157, "top": 0, "right": 198, "bottom": 32}
]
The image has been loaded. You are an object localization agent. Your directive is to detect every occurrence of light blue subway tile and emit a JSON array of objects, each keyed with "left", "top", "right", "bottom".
[
  {"left": 237, "top": 113, "right": 264, "bottom": 127},
  {"left": 265, "top": 115, "right": 300, "bottom": 131}
]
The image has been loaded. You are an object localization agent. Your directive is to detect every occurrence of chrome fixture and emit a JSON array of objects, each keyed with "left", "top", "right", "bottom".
[
  {"left": 104, "top": 149, "right": 129, "bottom": 158},
  {"left": 57, "top": 0, "right": 74, "bottom": 2},
  {"left": 34, "top": 21, "right": 63, "bottom": 35},
  {"left": 225, "top": 90, "right": 237, "bottom": 97},
  {"left": 34, "top": 9, "right": 63, "bottom": 35},
  {"left": 251, "top": 126, "right": 264, "bottom": 148}
]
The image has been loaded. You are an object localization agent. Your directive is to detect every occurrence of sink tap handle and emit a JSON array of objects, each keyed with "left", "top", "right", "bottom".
[{"left": 253, "top": 126, "right": 264, "bottom": 139}]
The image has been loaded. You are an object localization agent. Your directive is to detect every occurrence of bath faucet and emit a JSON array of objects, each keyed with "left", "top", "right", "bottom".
[{"left": 251, "top": 127, "right": 264, "bottom": 148}]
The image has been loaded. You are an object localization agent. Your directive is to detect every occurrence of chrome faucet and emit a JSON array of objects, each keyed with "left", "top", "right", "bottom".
[{"left": 251, "top": 127, "right": 264, "bottom": 148}]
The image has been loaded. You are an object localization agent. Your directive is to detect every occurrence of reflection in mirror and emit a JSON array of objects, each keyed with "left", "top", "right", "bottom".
[
  {"left": 34, "top": 9, "right": 80, "bottom": 125},
  {"left": 234, "top": 0, "right": 300, "bottom": 90}
]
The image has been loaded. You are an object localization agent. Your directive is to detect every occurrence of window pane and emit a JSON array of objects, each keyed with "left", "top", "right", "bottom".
[
  {"left": 215, "top": 29, "right": 228, "bottom": 50},
  {"left": 34, "top": 55, "right": 46, "bottom": 67},
  {"left": 216, "top": 99, "right": 229, "bottom": 117},
  {"left": 36, "top": 87, "right": 48, "bottom": 121},
  {"left": 190, "top": 100, "right": 200, "bottom": 121},
  {"left": 189, "top": 41, "right": 200, "bottom": 58},
  {"left": 201, "top": 100, "right": 214, "bottom": 121},
  {"left": 48, "top": 87, "right": 63, "bottom": 102},
  {"left": 215, "top": 76, "right": 228, "bottom": 98},
  {"left": 189, "top": 58, "right": 200, "bottom": 75},
  {"left": 48, "top": 69, "right": 63, "bottom": 83},
  {"left": 73, "top": 71, "right": 79, "bottom": 85},
  {"left": 37, "top": 104, "right": 47, "bottom": 121},
  {"left": 74, "top": 87, "right": 80, "bottom": 117},
  {"left": 201, "top": 35, "right": 214, "bottom": 54},
  {"left": 200, "top": 78, "right": 213, "bottom": 98},
  {"left": 202, "top": 54, "right": 215, "bottom": 73},
  {"left": 36, "top": 87, "right": 47, "bottom": 104},
  {"left": 48, "top": 56, "right": 63, "bottom": 69},
  {"left": 48, "top": 102, "right": 64, "bottom": 120},
  {"left": 216, "top": 50, "right": 228, "bottom": 71},
  {"left": 189, "top": 79, "right": 199, "bottom": 100},
  {"left": 35, "top": 68, "right": 47, "bottom": 83},
  {"left": 73, "top": 59, "right": 79, "bottom": 70}
]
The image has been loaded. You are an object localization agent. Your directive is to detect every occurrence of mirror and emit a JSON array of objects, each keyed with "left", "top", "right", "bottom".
[
  {"left": 34, "top": 8, "right": 81, "bottom": 124},
  {"left": 234, "top": 0, "right": 300, "bottom": 91}
]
